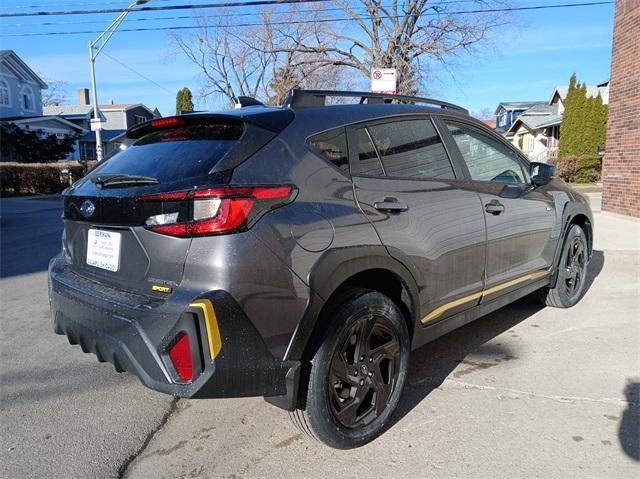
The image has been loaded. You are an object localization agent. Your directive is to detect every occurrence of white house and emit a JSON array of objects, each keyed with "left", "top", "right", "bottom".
[
  {"left": 0, "top": 50, "right": 47, "bottom": 119},
  {"left": 1, "top": 50, "right": 87, "bottom": 161},
  {"left": 44, "top": 88, "right": 161, "bottom": 160},
  {"left": 500, "top": 80, "right": 609, "bottom": 163}
]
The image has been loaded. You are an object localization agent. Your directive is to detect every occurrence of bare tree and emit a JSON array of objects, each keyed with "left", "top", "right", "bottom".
[
  {"left": 40, "top": 76, "right": 70, "bottom": 106},
  {"left": 172, "top": 1, "right": 508, "bottom": 104},
  {"left": 171, "top": 7, "right": 355, "bottom": 106},
  {"left": 280, "top": 0, "right": 509, "bottom": 95}
]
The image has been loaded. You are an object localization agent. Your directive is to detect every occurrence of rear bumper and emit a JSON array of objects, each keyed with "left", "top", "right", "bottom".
[{"left": 49, "top": 256, "right": 299, "bottom": 402}]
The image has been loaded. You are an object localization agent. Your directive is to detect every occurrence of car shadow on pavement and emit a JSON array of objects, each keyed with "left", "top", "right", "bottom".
[
  {"left": 619, "top": 380, "right": 640, "bottom": 461},
  {"left": 390, "top": 250, "right": 605, "bottom": 430}
]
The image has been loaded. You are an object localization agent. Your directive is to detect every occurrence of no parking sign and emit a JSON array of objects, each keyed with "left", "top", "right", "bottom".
[{"left": 371, "top": 68, "right": 397, "bottom": 94}]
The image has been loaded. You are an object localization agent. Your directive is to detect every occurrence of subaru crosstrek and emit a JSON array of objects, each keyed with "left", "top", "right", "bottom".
[{"left": 49, "top": 90, "right": 593, "bottom": 448}]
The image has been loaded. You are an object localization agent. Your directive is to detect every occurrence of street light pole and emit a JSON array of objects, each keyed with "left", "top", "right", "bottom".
[{"left": 89, "top": 0, "right": 149, "bottom": 162}]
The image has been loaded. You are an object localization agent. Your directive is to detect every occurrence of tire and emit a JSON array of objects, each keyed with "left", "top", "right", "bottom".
[
  {"left": 538, "top": 224, "right": 589, "bottom": 308},
  {"left": 289, "top": 289, "right": 410, "bottom": 449}
]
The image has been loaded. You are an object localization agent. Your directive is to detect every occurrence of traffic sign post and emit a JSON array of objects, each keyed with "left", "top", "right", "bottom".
[{"left": 90, "top": 118, "right": 104, "bottom": 132}]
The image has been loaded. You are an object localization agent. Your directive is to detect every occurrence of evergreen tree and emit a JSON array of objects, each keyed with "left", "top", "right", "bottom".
[
  {"left": 576, "top": 82, "right": 589, "bottom": 156},
  {"left": 557, "top": 74, "right": 609, "bottom": 182},
  {"left": 175, "top": 87, "right": 194, "bottom": 114},
  {"left": 559, "top": 74, "right": 578, "bottom": 162}
]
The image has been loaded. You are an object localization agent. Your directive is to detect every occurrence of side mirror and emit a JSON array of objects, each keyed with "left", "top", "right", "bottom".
[{"left": 530, "top": 162, "right": 554, "bottom": 187}]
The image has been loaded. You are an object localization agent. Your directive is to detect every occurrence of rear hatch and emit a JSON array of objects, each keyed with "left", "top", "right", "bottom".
[{"left": 62, "top": 113, "right": 288, "bottom": 297}]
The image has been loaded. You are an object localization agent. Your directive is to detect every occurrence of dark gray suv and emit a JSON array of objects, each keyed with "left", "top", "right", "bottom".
[{"left": 49, "top": 90, "right": 593, "bottom": 448}]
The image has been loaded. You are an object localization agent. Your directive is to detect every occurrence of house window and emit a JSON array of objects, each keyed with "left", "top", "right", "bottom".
[
  {"left": 0, "top": 79, "right": 9, "bottom": 106},
  {"left": 81, "top": 143, "right": 96, "bottom": 161},
  {"left": 134, "top": 115, "right": 147, "bottom": 125},
  {"left": 21, "top": 86, "right": 34, "bottom": 111}
]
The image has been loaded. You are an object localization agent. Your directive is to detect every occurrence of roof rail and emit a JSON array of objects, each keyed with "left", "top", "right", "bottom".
[
  {"left": 283, "top": 89, "right": 468, "bottom": 114},
  {"left": 234, "top": 96, "right": 265, "bottom": 109}
]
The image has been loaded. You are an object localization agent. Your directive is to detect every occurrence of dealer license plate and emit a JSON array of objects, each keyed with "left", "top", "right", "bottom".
[{"left": 86, "top": 229, "right": 121, "bottom": 272}]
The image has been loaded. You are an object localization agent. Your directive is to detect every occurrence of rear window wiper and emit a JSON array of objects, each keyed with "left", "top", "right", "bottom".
[{"left": 92, "top": 174, "right": 159, "bottom": 189}]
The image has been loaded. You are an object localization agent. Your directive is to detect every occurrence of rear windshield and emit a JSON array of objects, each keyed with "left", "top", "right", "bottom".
[{"left": 89, "top": 123, "right": 244, "bottom": 183}]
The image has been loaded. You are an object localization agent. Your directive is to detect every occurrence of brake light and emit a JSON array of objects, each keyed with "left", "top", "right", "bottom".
[
  {"left": 168, "top": 333, "right": 193, "bottom": 382},
  {"left": 136, "top": 185, "right": 295, "bottom": 237},
  {"left": 151, "top": 117, "right": 186, "bottom": 128}
]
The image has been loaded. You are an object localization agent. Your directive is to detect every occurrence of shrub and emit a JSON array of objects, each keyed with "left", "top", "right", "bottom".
[
  {"left": 555, "top": 155, "right": 602, "bottom": 184},
  {"left": 0, "top": 122, "right": 78, "bottom": 163},
  {"left": 0, "top": 162, "right": 85, "bottom": 195},
  {"left": 574, "top": 155, "right": 602, "bottom": 184},
  {"left": 556, "top": 155, "right": 578, "bottom": 183}
]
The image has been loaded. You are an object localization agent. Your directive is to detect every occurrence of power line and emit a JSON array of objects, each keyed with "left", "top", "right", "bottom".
[
  {"left": 101, "top": 51, "right": 176, "bottom": 95},
  {"left": 0, "top": 2, "right": 616, "bottom": 36},
  {"left": 0, "top": 3, "right": 381, "bottom": 27},
  {"left": 1, "top": 0, "right": 181, "bottom": 9},
  {"left": 0, "top": 0, "right": 331, "bottom": 18},
  {"left": 0, "top": 1, "right": 500, "bottom": 28}
]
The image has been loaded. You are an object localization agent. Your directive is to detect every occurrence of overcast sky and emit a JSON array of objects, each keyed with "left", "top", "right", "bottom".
[{"left": 0, "top": 0, "right": 615, "bottom": 117}]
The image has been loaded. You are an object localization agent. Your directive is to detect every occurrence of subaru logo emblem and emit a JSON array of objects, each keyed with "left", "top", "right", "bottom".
[{"left": 80, "top": 200, "right": 95, "bottom": 218}]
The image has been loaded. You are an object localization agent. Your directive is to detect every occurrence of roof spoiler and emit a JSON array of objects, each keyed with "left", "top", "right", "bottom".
[{"left": 126, "top": 110, "right": 293, "bottom": 139}]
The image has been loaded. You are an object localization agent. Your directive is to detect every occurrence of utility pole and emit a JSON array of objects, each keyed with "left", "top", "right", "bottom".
[{"left": 89, "top": 0, "right": 149, "bottom": 162}]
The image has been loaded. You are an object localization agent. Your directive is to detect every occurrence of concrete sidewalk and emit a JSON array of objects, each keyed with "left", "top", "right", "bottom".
[{"left": 124, "top": 210, "right": 640, "bottom": 478}]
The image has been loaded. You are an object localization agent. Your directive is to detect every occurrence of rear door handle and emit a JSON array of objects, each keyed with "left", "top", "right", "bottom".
[
  {"left": 485, "top": 200, "right": 505, "bottom": 215},
  {"left": 374, "top": 197, "right": 408, "bottom": 213}
]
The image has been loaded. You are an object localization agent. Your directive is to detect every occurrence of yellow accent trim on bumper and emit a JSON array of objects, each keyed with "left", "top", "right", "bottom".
[
  {"left": 189, "top": 299, "right": 222, "bottom": 360},
  {"left": 421, "top": 270, "right": 549, "bottom": 325}
]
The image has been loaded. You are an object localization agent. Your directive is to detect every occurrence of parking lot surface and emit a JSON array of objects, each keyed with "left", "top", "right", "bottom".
[{"left": 1, "top": 195, "right": 638, "bottom": 478}]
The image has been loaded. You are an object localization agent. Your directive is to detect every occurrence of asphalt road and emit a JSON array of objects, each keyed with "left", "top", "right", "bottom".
[
  {"left": 0, "top": 197, "right": 173, "bottom": 478},
  {"left": 1, "top": 195, "right": 638, "bottom": 478}
]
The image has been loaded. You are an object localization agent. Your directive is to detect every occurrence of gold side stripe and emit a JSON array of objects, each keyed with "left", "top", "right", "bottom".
[
  {"left": 190, "top": 300, "right": 222, "bottom": 360},
  {"left": 420, "top": 270, "right": 549, "bottom": 325},
  {"left": 482, "top": 270, "right": 549, "bottom": 297},
  {"left": 421, "top": 291, "right": 483, "bottom": 325}
]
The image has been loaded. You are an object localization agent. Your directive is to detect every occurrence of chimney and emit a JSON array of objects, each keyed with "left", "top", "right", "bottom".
[{"left": 78, "top": 88, "right": 90, "bottom": 106}]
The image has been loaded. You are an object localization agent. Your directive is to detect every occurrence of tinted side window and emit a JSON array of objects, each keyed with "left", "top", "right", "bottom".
[
  {"left": 367, "top": 119, "right": 454, "bottom": 179},
  {"left": 307, "top": 128, "right": 349, "bottom": 174},
  {"left": 446, "top": 122, "right": 527, "bottom": 184},
  {"left": 352, "top": 127, "right": 385, "bottom": 176}
]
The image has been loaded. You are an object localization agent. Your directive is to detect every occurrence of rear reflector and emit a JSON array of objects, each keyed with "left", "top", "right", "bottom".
[
  {"left": 168, "top": 333, "right": 193, "bottom": 382},
  {"left": 136, "top": 185, "right": 295, "bottom": 238}
]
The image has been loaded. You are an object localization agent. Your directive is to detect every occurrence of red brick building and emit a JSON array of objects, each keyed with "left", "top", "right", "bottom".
[{"left": 602, "top": 0, "right": 640, "bottom": 217}]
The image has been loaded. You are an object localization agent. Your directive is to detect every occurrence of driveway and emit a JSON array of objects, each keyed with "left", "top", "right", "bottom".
[{"left": 1, "top": 195, "right": 638, "bottom": 478}]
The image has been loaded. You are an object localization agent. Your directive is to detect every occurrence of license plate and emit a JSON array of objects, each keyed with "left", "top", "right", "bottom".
[{"left": 86, "top": 229, "right": 121, "bottom": 272}]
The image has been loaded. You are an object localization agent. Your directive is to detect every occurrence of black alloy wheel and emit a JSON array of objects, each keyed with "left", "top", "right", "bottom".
[
  {"left": 290, "top": 289, "right": 410, "bottom": 449},
  {"left": 562, "top": 233, "right": 587, "bottom": 300},
  {"left": 329, "top": 313, "right": 401, "bottom": 429},
  {"left": 538, "top": 224, "right": 590, "bottom": 308}
]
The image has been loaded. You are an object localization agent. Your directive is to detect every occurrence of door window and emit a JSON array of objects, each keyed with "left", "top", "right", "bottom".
[
  {"left": 446, "top": 122, "right": 528, "bottom": 184},
  {"left": 351, "top": 118, "right": 454, "bottom": 179},
  {"left": 352, "top": 127, "right": 385, "bottom": 176},
  {"left": 368, "top": 119, "right": 454, "bottom": 179}
]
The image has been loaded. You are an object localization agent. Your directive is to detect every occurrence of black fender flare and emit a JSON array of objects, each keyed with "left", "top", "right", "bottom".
[{"left": 283, "top": 245, "right": 420, "bottom": 362}]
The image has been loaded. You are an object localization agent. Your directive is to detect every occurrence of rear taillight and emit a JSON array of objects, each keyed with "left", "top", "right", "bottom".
[
  {"left": 136, "top": 185, "right": 295, "bottom": 237},
  {"left": 168, "top": 333, "right": 193, "bottom": 382}
]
